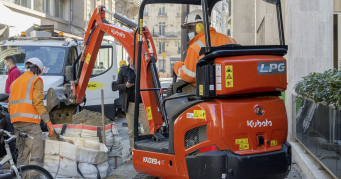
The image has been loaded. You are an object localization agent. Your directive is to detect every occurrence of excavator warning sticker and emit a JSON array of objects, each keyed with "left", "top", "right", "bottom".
[
  {"left": 199, "top": 85, "right": 203, "bottom": 95},
  {"left": 225, "top": 65, "right": 233, "bottom": 88},
  {"left": 270, "top": 140, "right": 278, "bottom": 146},
  {"left": 216, "top": 64, "right": 221, "bottom": 76},
  {"left": 239, "top": 144, "right": 249, "bottom": 150},
  {"left": 193, "top": 110, "right": 205, "bottom": 119},
  {"left": 86, "top": 53, "right": 91, "bottom": 64},
  {"left": 146, "top": 107, "right": 153, "bottom": 120},
  {"left": 216, "top": 64, "right": 222, "bottom": 90},
  {"left": 235, "top": 138, "right": 248, "bottom": 144}
]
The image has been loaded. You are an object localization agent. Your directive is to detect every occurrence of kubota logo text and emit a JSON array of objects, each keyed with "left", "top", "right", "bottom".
[
  {"left": 111, "top": 29, "right": 125, "bottom": 38},
  {"left": 143, "top": 157, "right": 161, "bottom": 165},
  {"left": 247, "top": 119, "right": 272, "bottom": 128}
]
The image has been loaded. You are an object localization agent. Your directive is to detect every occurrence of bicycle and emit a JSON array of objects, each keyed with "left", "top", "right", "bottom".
[{"left": 0, "top": 129, "right": 53, "bottom": 179}]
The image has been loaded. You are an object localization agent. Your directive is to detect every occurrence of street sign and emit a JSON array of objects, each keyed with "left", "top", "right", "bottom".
[{"left": 162, "top": 52, "right": 166, "bottom": 58}]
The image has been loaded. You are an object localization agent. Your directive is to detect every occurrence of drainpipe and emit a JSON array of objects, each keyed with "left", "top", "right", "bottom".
[{"left": 70, "top": 0, "right": 73, "bottom": 33}]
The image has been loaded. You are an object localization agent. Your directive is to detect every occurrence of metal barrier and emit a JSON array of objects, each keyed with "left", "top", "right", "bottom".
[{"left": 295, "top": 97, "right": 341, "bottom": 178}]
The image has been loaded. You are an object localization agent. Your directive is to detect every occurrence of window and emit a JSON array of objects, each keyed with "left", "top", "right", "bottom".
[
  {"left": 0, "top": 46, "right": 67, "bottom": 76},
  {"left": 34, "top": 0, "right": 44, "bottom": 12},
  {"left": 92, "top": 47, "right": 113, "bottom": 76},
  {"left": 159, "top": 22, "right": 165, "bottom": 36},
  {"left": 14, "top": 0, "right": 31, "bottom": 8},
  {"left": 46, "top": 0, "right": 51, "bottom": 15},
  {"left": 55, "top": 0, "right": 65, "bottom": 19},
  {"left": 177, "top": 42, "right": 181, "bottom": 54},
  {"left": 158, "top": 42, "right": 165, "bottom": 54},
  {"left": 67, "top": 47, "right": 77, "bottom": 66},
  {"left": 159, "top": 4, "right": 166, "bottom": 16}
]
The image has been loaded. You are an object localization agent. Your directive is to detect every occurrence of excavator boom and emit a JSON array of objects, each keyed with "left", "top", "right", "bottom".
[{"left": 46, "top": 6, "right": 163, "bottom": 133}]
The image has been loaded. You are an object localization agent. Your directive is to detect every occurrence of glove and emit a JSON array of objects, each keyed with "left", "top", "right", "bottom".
[{"left": 46, "top": 121, "right": 54, "bottom": 137}]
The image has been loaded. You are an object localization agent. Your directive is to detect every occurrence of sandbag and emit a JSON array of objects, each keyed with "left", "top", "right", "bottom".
[
  {"left": 52, "top": 123, "right": 123, "bottom": 169},
  {"left": 43, "top": 137, "right": 108, "bottom": 179},
  {"left": 53, "top": 124, "right": 119, "bottom": 145}
]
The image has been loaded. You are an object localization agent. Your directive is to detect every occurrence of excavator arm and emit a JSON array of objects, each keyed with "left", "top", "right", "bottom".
[{"left": 46, "top": 6, "right": 163, "bottom": 133}]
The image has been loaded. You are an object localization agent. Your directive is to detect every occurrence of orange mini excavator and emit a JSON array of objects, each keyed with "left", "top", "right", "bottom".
[{"left": 46, "top": 0, "right": 291, "bottom": 178}]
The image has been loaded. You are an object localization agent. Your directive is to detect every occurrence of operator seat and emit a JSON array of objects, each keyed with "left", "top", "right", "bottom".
[{"left": 164, "top": 93, "right": 189, "bottom": 119}]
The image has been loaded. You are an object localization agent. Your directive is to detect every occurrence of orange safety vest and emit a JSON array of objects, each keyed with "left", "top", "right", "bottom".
[
  {"left": 9, "top": 72, "right": 42, "bottom": 124},
  {"left": 174, "top": 27, "right": 237, "bottom": 85}
]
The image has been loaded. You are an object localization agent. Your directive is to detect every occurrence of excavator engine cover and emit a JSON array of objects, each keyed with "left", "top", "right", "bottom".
[{"left": 196, "top": 55, "right": 286, "bottom": 97}]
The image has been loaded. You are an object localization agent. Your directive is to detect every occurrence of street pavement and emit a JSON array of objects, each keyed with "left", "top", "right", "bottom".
[{"left": 107, "top": 78, "right": 304, "bottom": 179}]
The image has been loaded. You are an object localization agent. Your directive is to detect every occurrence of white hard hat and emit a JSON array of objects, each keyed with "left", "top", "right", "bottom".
[
  {"left": 25, "top": 58, "right": 44, "bottom": 72},
  {"left": 181, "top": 9, "right": 211, "bottom": 29}
]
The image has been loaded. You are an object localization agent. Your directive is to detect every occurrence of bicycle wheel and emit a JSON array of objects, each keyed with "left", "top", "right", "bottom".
[{"left": 13, "top": 165, "right": 53, "bottom": 179}]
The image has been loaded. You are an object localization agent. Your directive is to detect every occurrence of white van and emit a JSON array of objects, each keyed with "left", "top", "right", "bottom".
[{"left": 0, "top": 36, "right": 119, "bottom": 119}]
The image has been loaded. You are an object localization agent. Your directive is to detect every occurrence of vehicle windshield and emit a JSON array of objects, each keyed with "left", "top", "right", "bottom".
[{"left": 0, "top": 46, "right": 67, "bottom": 76}]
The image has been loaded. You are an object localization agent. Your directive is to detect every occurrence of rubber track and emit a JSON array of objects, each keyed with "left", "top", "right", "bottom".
[{"left": 132, "top": 173, "right": 159, "bottom": 179}]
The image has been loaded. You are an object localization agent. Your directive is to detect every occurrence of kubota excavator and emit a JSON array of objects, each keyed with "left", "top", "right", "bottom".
[{"left": 46, "top": 0, "right": 291, "bottom": 178}]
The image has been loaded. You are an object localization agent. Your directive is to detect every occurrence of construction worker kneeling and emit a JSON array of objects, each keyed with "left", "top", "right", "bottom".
[
  {"left": 8, "top": 58, "right": 55, "bottom": 167},
  {"left": 173, "top": 9, "right": 237, "bottom": 93}
]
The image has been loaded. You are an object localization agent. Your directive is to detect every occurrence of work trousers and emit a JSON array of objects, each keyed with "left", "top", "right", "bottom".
[
  {"left": 126, "top": 102, "right": 150, "bottom": 149},
  {"left": 13, "top": 122, "right": 43, "bottom": 166}
]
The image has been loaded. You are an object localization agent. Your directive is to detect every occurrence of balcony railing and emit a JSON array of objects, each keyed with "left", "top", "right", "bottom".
[
  {"left": 152, "top": 32, "right": 181, "bottom": 37},
  {"left": 158, "top": 12, "right": 167, "bottom": 16},
  {"left": 177, "top": 12, "right": 181, "bottom": 17}
]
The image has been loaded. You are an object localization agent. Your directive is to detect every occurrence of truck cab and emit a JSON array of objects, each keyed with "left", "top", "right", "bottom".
[{"left": 0, "top": 33, "right": 118, "bottom": 119}]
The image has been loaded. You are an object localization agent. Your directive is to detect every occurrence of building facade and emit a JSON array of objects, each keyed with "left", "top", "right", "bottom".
[
  {"left": 228, "top": 0, "right": 338, "bottom": 178},
  {"left": 84, "top": 0, "right": 141, "bottom": 63},
  {"left": 0, "top": 0, "right": 141, "bottom": 70},
  {"left": 0, "top": 0, "right": 86, "bottom": 39}
]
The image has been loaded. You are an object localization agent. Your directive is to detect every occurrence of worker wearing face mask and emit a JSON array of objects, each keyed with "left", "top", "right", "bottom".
[
  {"left": 173, "top": 9, "right": 237, "bottom": 93},
  {"left": 7, "top": 58, "right": 55, "bottom": 170}
]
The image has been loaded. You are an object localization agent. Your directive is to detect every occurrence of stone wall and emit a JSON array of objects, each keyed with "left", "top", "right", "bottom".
[{"left": 285, "top": 0, "right": 334, "bottom": 141}]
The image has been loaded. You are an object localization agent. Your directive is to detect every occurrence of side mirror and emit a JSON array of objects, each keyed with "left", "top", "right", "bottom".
[
  {"left": 263, "top": 0, "right": 279, "bottom": 4},
  {"left": 65, "top": 66, "right": 74, "bottom": 82},
  {"left": 0, "top": 93, "right": 9, "bottom": 102}
]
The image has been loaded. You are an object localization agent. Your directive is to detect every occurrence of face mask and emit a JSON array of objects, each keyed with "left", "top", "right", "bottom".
[
  {"left": 3, "top": 66, "right": 7, "bottom": 72},
  {"left": 188, "top": 32, "right": 195, "bottom": 41}
]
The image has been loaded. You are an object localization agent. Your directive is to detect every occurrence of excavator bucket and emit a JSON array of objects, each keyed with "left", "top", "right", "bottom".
[{"left": 46, "top": 86, "right": 78, "bottom": 124}]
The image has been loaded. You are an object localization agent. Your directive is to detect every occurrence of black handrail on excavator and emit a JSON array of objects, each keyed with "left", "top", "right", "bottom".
[{"left": 134, "top": 0, "right": 212, "bottom": 142}]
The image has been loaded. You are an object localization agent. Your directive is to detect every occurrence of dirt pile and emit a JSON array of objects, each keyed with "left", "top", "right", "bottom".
[{"left": 71, "top": 109, "right": 112, "bottom": 126}]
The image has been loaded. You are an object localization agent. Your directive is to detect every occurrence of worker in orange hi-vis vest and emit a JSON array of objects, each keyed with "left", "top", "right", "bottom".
[
  {"left": 173, "top": 9, "right": 237, "bottom": 93},
  {"left": 8, "top": 58, "right": 55, "bottom": 170}
]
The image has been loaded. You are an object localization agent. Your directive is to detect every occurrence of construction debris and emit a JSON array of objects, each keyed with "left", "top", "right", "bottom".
[
  {"left": 48, "top": 129, "right": 61, "bottom": 141},
  {"left": 71, "top": 109, "right": 112, "bottom": 126}
]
